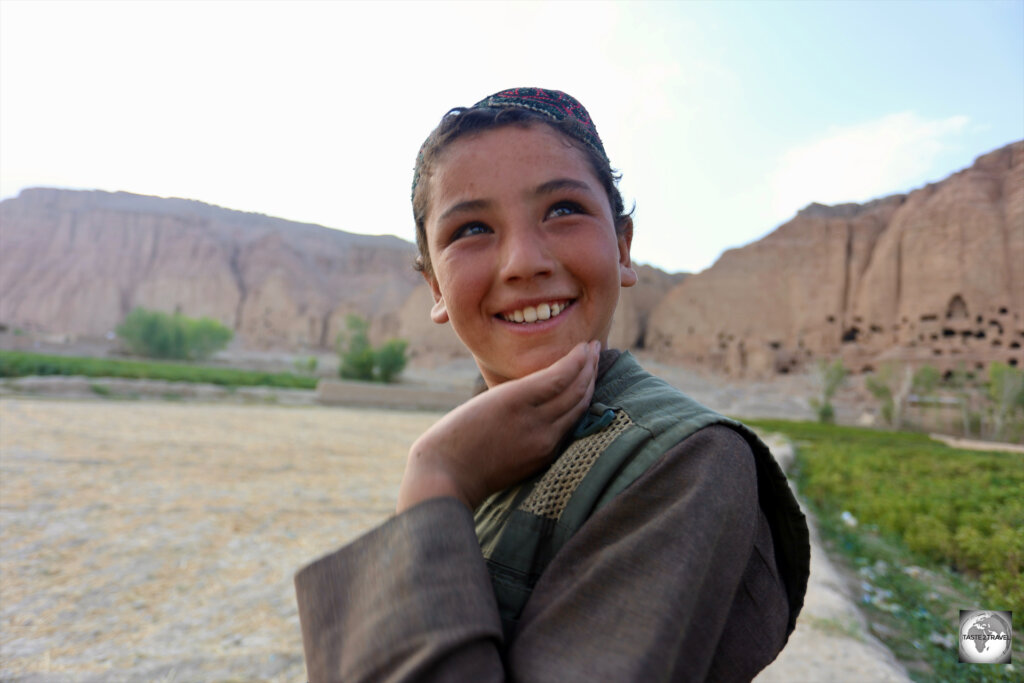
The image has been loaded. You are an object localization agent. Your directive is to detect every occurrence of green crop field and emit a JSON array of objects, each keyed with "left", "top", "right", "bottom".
[
  {"left": 0, "top": 351, "right": 318, "bottom": 390},
  {"left": 748, "top": 419, "right": 1023, "bottom": 682}
]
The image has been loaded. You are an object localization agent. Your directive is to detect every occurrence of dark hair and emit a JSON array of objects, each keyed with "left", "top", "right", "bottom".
[{"left": 411, "top": 106, "right": 632, "bottom": 274}]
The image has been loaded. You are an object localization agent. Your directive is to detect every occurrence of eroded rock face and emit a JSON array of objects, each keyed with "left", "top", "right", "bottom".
[
  {"left": 647, "top": 141, "right": 1024, "bottom": 376},
  {"left": 0, "top": 189, "right": 681, "bottom": 358},
  {"left": 0, "top": 189, "right": 421, "bottom": 350}
]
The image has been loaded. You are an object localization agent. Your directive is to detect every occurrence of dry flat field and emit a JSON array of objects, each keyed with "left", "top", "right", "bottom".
[
  {"left": 0, "top": 398, "right": 438, "bottom": 681},
  {"left": 1, "top": 396, "right": 909, "bottom": 682}
]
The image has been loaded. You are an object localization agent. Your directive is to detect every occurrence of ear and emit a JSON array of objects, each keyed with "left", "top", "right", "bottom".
[
  {"left": 422, "top": 271, "right": 450, "bottom": 324},
  {"left": 617, "top": 218, "right": 638, "bottom": 288}
]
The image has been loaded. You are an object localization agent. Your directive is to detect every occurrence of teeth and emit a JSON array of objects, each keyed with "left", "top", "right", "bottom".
[{"left": 502, "top": 301, "right": 571, "bottom": 324}]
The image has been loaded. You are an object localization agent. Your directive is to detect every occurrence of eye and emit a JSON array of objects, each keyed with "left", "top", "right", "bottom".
[
  {"left": 546, "top": 201, "right": 585, "bottom": 219},
  {"left": 450, "top": 222, "right": 492, "bottom": 242}
]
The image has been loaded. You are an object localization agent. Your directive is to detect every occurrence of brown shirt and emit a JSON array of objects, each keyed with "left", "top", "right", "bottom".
[{"left": 295, "top": 425, "right": 793, "bottom": 682}]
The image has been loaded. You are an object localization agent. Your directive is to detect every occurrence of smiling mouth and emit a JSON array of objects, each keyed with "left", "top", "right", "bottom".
[{"left": 499, "top": 299, "right": 574, "bottom": 324}]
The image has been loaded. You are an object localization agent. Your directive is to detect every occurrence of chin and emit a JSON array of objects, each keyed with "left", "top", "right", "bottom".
[{"left": 480, "top": 345, "right": 579, "bottom": 385}]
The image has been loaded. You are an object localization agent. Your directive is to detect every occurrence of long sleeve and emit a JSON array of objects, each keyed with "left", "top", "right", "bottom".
[
  {"left": 510, "top": 425, "right": 789, "bottom": 682},
  {"left": 294, "top": 497, "right": 504, "bottom": 682},
  {"left": 294, "top": 425, "right": 790, "bottom": 682}
]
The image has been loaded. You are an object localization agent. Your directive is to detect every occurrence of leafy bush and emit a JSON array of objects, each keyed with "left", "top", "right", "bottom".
[
  {"left": 374, "top": 339, "right": 408, "bottom": 383},
  {"left": 337, "top": 315, "right": 375, "bottom": 381},
  {"left": 0, "top": 351, "right": 316, "bottom": 389},
  {"left": 294, "top": 356, "right": 319, "bottom": 375},
  {"left": 116, "top": 308, "right": 232, "bottom": 360},
  {"left": 336, "top": 314, "right": 408, "bottom": 383}
]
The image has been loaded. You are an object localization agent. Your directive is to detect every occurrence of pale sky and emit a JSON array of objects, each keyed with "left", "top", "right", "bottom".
[{"left": 1, "top": 0, "right": 1022, "bottom": 273}]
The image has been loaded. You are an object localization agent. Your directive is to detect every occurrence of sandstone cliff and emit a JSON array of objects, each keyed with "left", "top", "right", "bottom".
[
  {"left": 0, "top": 189, "right": 421, "bottom": 350},
  {"left": 647, "top": 141, "right": 1024, "bottom": 376},
  {"left": 0, "top": 189, "right": 678, "bottom": 358}
]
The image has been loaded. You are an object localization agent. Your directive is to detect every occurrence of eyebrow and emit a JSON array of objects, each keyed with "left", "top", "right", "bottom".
[
  {"left": 533, "top": 178, "right": 592, "bottom": 196},
  {"left": 439, "top": 198, "right": 491, "bottom": 222},
  {"left": 438, "top": 178, "right": 594, "bottom": 222}
]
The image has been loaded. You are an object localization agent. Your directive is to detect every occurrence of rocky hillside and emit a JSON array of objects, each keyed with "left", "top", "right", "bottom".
[
  {"left": 0, "top": 189, "right": 421, "bottom": 350},
  {"left": 648, "top": 141, "right": 1024, "bottom": 377},
  {"left": 0, "top": 189, "right": 681, "bottom": 358}
]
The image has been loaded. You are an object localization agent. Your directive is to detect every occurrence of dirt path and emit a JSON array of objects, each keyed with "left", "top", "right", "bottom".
[
  {"left": 2, "top": 398, "right": 907, "bottom": 681},
  {"left": 754, "top": 436, "right": 910, "bottom": 682},
  {"left": 929, "top": 433, "right": 1024, "bottom": 453}
]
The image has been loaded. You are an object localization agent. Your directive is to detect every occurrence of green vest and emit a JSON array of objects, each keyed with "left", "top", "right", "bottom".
[{"left": 474, "top": 352, "right": 809, "bottom": 640}]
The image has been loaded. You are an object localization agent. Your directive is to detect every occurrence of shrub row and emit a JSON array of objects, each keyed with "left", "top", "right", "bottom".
[
  {"left": 0, "top": 351, "right": 317, "bottom": 389},
  {"left": 748, "top": 419, "right": 1024, "bottom": 635}
]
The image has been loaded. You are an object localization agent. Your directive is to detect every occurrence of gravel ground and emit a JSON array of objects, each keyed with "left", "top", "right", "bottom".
[{"left": 1, "top": 397, "right": 908, "bottom": 682}]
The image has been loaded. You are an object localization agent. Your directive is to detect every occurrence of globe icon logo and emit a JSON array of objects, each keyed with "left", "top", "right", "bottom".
[{"left": 959, "top": 610, "right": 1012, "bottom": 664}]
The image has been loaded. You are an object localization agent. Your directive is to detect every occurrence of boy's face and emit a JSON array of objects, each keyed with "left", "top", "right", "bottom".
[{"left": 422, "top": 123, "right": 637, "bottom": 387}]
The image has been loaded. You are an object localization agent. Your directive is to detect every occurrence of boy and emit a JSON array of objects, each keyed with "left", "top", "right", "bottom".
[{"left": 295, "top": 88, "right": 809, "bottom": 682}]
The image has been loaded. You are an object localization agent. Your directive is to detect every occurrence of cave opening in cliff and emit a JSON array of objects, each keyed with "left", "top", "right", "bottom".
[
  {"left": 946, "top": 294, "right": 968, "bottom": 320},
  {"left": 841, "top": 327, "right": 860, "bottom": 343}
]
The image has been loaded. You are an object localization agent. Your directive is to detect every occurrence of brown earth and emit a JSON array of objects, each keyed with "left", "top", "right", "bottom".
[
  {"left": 2, "top": 397, "right": 915, "bottom": 682},
  {"left": 0, "top": 398, "right": 438, "bottom": 681}
]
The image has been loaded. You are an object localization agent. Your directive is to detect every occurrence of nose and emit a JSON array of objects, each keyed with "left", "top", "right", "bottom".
[{"left": 498, "top": 224, "right": 555, "bottom": 282}]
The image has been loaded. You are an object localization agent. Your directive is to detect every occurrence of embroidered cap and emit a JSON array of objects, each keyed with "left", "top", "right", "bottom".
[
  {"left": 471, "top": 87, "right": 609, "bottom": 163},
  {"left": 412, "top": 87, "right": 608, "bottom": 200}
]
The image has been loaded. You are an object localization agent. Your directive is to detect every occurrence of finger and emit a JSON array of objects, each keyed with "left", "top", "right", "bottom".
[
  {"left": 544, "top": 346, "right": 600, "bottom": 428},
  {"left": 520, "top": 342, "right": 591, "bottom": 407}
]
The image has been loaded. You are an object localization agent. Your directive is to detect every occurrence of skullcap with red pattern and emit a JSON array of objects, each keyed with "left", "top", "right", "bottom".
[
  {"left": 411, "top": 87, "right": 609, "bottom": 201},
  {"left": 471, "top": 87, "right": 609, "bottom": 163}
]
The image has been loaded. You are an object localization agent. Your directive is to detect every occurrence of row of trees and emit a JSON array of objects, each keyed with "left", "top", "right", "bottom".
[
  {"left": 812, "top": 357, "right": 1024, "bottom": 441},
  {"left": 116, "top": 308, "right": 233, "bottom": 360}
]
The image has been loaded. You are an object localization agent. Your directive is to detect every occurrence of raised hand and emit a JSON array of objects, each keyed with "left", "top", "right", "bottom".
[{"left": 397, "top": 341, "right": 601, "bottom": 513}]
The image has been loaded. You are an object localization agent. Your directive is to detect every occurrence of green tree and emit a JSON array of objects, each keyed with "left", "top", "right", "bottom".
[
  {"left": 947, "top": 363, "right": 976, "bottom": 437},
  {"left": 911, "top": 364, "right": 941, "bottom": 396},
  {"left": 988, "top": 362, "right": 1024, "bottom": 440},
  {"left": 374, "top": 339, "right": 408, "bottom": 383},
  {"left": 337, "top": 314, "right": 375, "bottom": 381},
  {"left": 116, "top": 308, "right": 232, "bottom": 360},
  {"left": 336, "top": 315, "right": 409, "bottom": 383},
  {"left": 810, "top": 358, "right": 846, "bottom": 423},
  {"left": 184, "top": 317, "right": 234, "bottom": 360},
  {"left": 866, "top": 363, "right": 913, "bottom": 428}
]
